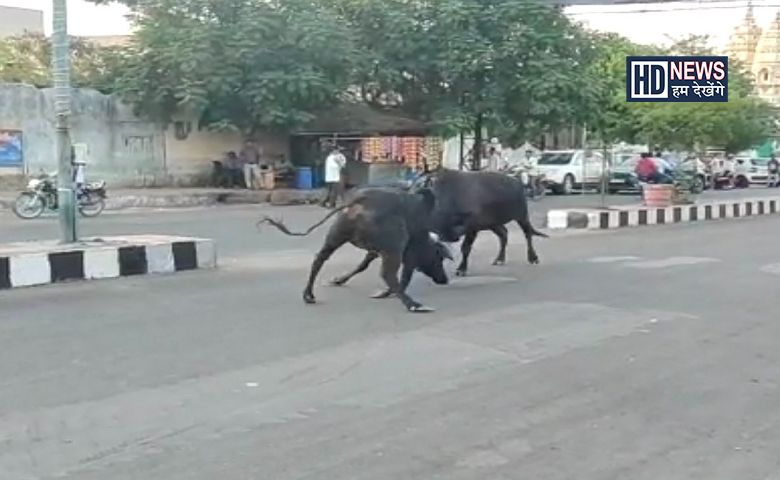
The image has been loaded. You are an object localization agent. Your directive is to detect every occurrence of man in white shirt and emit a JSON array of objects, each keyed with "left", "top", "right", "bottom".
[{"left": 323, "top": 145, "right": 346, "bottom": 208}]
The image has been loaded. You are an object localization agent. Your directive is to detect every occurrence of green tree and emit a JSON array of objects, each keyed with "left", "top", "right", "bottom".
[
  {"left": 104, "top": 0, "right": 359, "bottom": 135},
  {"left": 332, "top": 0, "right": 600, "bottom": 167},
  {"left": 585, "top": 32, "right": 661, "bottom": 147},
  {"left": 0, "top": 33, "right": 123, "bottom": 92}
]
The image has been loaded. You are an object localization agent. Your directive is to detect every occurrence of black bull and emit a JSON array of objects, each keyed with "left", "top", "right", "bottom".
[
  {"left": 259, "top": 187, "right": 454, "bottom": 313},
  {"left": 421, "top": 169, "right": 548, "bottom": 275}
]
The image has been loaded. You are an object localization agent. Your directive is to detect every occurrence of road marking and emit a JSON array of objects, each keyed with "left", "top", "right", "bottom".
[
  {"left": 448, "top": 276, "right": 518, "bottom": 288},
  {"left": 586, "top": 256, "right": 642, "bottom": 263},
  {"left": 760, "top": 263, "right": 780, "bottom": 275},
  {"left": 622, "top": 257, "right": 721, "bottom": 269}
]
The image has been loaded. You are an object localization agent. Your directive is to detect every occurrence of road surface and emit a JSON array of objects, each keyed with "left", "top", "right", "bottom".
[{"left": 2, "top": 197, "right": 780, "bottom": 479}]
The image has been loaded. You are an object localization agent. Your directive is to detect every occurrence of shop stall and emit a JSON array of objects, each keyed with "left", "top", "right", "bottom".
[{"left": 289, "top": 104, "right": 441, "bottom": 189}]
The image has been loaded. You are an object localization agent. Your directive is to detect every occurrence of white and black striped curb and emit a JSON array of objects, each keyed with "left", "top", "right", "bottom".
[
  {"left": 0, "top": 235, "right": 216, "bottom": 290},
  {"left": 547, "top": 197, "right": 780, "bottom": 231}
]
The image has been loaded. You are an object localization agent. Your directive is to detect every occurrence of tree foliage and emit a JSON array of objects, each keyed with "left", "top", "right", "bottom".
[
  {"left": 0, "top": 33, "right": 124, "bottom": 92},
  {"left": 86, "top": 1, "right": 776, "bottom": 154},
  {"left": 105, "top": 0, "right": 358, "bottom": 135},
  {"left": 331, "top": 0, "right": 600, "bottom": 163}
]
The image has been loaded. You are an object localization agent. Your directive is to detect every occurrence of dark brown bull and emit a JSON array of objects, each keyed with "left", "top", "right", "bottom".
[
  {"left": 423, "top": 169, "right": 548, "bottom": 276},
  {"left": 260, "top": 187, "right": 452, "bottom": 313}
]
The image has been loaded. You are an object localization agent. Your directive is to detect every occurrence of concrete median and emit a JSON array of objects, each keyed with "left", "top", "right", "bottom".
[
  {"left": 0, "top": 235, "right": 216, "bottom": 290},
  {"left": 547, "top": 196, "right": 780, "bottom": 231}
]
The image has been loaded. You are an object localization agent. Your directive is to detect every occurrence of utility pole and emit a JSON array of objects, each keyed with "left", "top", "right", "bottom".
[{"left": 53, "top": 0, "right": 77, "bottom": 242}]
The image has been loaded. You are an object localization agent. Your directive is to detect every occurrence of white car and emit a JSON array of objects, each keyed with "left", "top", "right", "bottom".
[
  {"left": 535, "top": 150, "right": 606, "bottom": 195},
  {"left": 734, "top": 157, "right": 769, "bottom": 188}
]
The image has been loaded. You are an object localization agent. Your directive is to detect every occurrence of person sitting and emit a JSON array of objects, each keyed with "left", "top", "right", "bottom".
[{"left": 635, "top": 153, "right": 661, "bottom": 183}]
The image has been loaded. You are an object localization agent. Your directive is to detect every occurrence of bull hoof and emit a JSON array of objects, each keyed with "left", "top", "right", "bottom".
[
  {"left": 303, "top": 292, "right": 317, "bottom": 304},
  {"left": 492, "top": 259, "right": 506, "bottom": 266},
  {"left": 408, "top": 304, "right": 435, "bottom": 313},
  {"left": 371, "top": 289, "right": 394, "bottom": 299},
  {"left": 529, "top": 257, "right": 540, "bottom": 265},
  {"left": 330, "top": 277, "right": 347, "bottom": 287},
  {"left": 455, "top": 269, "right": 468, "bottom": 277}
]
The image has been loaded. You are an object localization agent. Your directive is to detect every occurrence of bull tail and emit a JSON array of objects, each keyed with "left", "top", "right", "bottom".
[
  {"left": 530, "top": 225, "right": 548, "bottom": 238},
  {"left": 258, "top": 204, "right": 350, "bottom": 237},
  {"left": 518, "top": 219, "right": 549, "bottom": 239}
]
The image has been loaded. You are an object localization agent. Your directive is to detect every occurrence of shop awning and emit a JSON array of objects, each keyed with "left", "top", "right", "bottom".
[{"left": 292, "top": 103, "right": 430, "bottom": 137}]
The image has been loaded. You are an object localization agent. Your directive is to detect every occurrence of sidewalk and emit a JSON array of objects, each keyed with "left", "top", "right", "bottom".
[{"left": 0, "top": 187, "right": 326, "bottom": 211}]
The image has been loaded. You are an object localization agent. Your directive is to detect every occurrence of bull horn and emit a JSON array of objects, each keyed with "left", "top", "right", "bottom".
[{"left": 429, "top": 232, "right": 440, "bottom": 243}]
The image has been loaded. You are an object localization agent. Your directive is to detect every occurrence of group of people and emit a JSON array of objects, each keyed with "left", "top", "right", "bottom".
[
  {"left": 218, "top": 140, "right": 294, "bottom": 190},
  {"left": 633, "top": 151, "right": 780, "bottom": 188},
  {"left": 634, "top": 152, "right": 676, "bottom": 185}
]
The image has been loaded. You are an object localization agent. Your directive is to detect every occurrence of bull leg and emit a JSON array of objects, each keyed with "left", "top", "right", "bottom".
[
  {"left": 331, "top": 251, "right": 379, "bottom": 286},
  {"left": 371, "top": 262, "right": 413, "bottom": 299},
  {"left": 379, "top": 253, "right": 433, "bottom": 313},
  {"left": 517, "top": 219, "right": 540, "bottom": 264},
  {"left": 456, "top": 230, "right": 478, "bottom": 277},
  {"left": 490, "top": 225, "right": 509, "bottom": 266},
  {"left": 303, "top": 235, "right": 348, "bottom": 304}
]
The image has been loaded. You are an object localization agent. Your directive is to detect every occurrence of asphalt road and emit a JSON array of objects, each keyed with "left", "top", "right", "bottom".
[
  {"left": 2, "top": 193, "right": 780, "bottom": 479},
  {"left": 2, "top": 186, "right": 779, "bottom": 256}
]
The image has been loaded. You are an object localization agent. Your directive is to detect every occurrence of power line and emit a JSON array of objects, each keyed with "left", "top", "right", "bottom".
[{"left": 567, "top": 2, "right": 780, "bottom": 14}]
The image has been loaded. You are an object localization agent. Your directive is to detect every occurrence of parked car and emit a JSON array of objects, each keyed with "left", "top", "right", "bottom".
[
  {"left": 606, "top": 155, "right": 641, "bottom": 193},
  {"left": 675, "top": 157, "right": 711, "bottom": 192},
  {"left": 734, "top": 157, "right": 769, "bottom": 188},
  {"left": 535, "top": 149, "right": 606, "bottom": 195}
]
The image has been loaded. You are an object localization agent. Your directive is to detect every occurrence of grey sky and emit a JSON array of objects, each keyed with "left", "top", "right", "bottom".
[{"left": 0, "top": 0, "right": 778, "bottom": 48}]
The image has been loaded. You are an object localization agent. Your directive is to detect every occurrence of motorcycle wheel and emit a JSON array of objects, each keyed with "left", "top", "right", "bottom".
[
  {"left": 13, "top": 193, "right": 46, "bottom": 219},
  {"left": 79, "top": 194, "right": 105, "bottom": 217}
]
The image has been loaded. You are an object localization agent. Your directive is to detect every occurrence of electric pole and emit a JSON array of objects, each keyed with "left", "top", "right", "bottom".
[{"left": 53, "top": 0, "right": 77, "bottom": 242}]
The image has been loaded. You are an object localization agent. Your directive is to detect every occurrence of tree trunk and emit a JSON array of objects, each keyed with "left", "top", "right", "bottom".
[
  {"left": 471, "top": 113, "right": 483, "bottom": 171},
  {"left": 458, "top": 131, "right": 465, "bottom": 171}
]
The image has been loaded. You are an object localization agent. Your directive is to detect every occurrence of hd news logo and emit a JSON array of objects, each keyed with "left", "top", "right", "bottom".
[{"left": 626, "top": 56, "right": 728, "bottom": 103}]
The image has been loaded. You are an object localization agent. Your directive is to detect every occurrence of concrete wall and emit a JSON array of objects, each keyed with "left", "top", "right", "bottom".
[
  {"left": 0, "top": 6, "right": 44, "bottom": 37},
  {"left": 0, "top": 83, "right": 166, "bottom": 186},
  {"left": 0, "top": 84, "right": 288, "bottom": 187}
]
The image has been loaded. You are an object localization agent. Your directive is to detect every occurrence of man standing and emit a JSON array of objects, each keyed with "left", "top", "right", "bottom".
[
  {"left": 323, "top": 145, "right": 346, "bottom": 208},
  {"left": 768, "top": 154, "right": 779, "bottom": 187},
  {"left": 487, "top": 138, "right": 504, "bottom": 171},
  {"left": 240, "top": 140, "right": 264, "bottom": 190}
]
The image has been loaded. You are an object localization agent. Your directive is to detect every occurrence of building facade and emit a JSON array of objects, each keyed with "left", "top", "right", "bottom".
[
  {"left": 727, "top": 6, "right": 780, "bottom": 106},
  {"left": 0, "top": 6, "right": 44, "bottom": 38}
]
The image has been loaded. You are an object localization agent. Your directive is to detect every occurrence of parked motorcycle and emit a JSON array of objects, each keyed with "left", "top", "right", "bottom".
[
  {"left": 13, "top": 173, "right": 107, "bottom": 220},
  {"left": 711, "top": 171, "right": 735, "bottom": 190}
]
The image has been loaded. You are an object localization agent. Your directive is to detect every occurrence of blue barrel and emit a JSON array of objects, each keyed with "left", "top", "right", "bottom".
[
  {"left": 311, "top": 167, "right": 322, "bottom": 188},
  {"left": 296, "top": 167, "right": 313, "bottom": 190}
]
